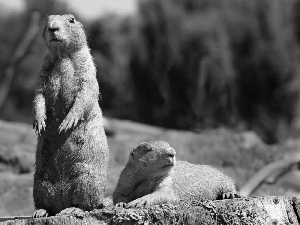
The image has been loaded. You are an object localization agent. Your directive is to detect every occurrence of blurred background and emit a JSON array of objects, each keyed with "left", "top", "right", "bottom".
[
  {"left": 1, "top": 0, "right": 300, "bottom": 218},
  {"left": 1, "top": 0, "right": 300, "bottom": 144}
]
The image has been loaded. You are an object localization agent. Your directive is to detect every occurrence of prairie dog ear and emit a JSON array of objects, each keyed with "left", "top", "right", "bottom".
[
  {"left": 129, "top": 148, "right": 135, "bottom": 157},
  {"left": 137, "top": 142, "right": 152, "bottom": 152}
]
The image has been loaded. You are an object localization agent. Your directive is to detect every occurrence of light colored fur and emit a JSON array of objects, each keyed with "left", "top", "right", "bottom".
[
  {"left": 32, "top": 14, "right": 109, "bottom": 217},
  {"left": 113, "top": 141, "right": 239, "bottom": 207}
]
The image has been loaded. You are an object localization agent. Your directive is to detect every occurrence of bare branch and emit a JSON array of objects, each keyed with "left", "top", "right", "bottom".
[{"left": 0, "top": 11, "right": 41, "bottom": 110}]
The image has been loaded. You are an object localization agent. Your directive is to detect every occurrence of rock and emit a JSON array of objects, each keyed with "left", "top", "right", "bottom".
[
  {"left": 0, "top": 196, "right": 300, "bottom": 224},
  {"left": 0, "top": 120, "right": 35, "bottom": 174}
]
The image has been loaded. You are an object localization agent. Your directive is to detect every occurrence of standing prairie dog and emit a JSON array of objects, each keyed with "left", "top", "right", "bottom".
[
  {"left": 113, "top": 141, "right": 240, "bottom": 207},
  {"left": 32, "top": 14, "right": 109, "bottom": 217}
]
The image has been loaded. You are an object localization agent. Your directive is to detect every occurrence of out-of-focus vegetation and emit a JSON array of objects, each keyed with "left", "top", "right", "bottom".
[{"left": 1, "top": 0, "right": 300, "bottom": 144}]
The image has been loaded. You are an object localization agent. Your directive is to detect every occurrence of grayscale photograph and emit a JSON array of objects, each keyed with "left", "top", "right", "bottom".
[{"left": 0, "top": 0, "right": 299, "bottom": 224}]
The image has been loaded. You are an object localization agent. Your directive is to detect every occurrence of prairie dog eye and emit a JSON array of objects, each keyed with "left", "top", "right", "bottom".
[
  {"left": 144, "top": 145, "right": 152, "bottom": 152},
  {"left": 69, "top": 17, "right": 75, "bottom": 23}
]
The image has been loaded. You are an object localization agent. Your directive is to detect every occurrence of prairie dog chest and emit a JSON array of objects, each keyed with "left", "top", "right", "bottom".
[
  {"left": 133, "top": 177, "right": 163, "bottom": 199},
  {"left": 46, "top": 57, "right": 79, "bottom": 103}
]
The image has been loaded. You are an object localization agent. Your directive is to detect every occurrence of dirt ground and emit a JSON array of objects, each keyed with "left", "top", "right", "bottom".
[{"left": 0, "top": 118, "right": 299, "bottom": 216}]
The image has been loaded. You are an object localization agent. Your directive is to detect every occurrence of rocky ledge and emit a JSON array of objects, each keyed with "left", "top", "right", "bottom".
[{"left": 1, "top": 196, "right": 300, "bottom": 225}]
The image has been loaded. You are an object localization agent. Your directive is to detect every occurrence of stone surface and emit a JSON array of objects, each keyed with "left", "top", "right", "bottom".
[{"left": 1, "top": 196, "right": 299, "bottom": 225}]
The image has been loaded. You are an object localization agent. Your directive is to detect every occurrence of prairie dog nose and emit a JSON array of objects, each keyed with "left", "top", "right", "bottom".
[
  {"left": 166, "top": 147, "right": 176, "bottom": 158},
  {"left": 167, "top": 153, "right": 175, "bottom": 158},
  {"left": 48, "top": 21, "right": 59, "bottom": 32}
]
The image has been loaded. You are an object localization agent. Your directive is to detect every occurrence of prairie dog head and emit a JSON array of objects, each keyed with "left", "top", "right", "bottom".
[
  {"left": 128, "top": 141, "right": 176, "bottom": 177},
  {"left": 42, "top": 14, "right": 87, "bottom": 53}
]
